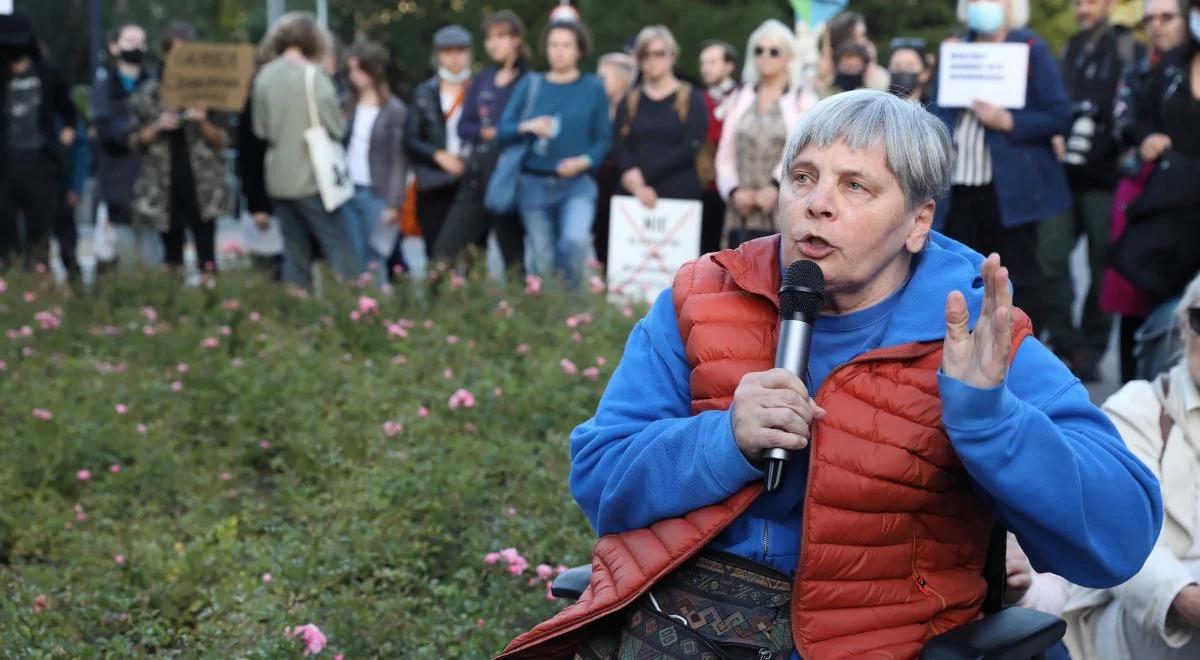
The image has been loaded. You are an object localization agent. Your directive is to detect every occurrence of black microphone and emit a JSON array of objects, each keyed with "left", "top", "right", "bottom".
[{"left": 764, "top": 260, "right": 825, "bottom": 494}]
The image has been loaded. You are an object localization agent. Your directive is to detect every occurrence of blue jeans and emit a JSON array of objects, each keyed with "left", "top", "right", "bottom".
[
  {"left": 272, "top": 194, "right": 361, "bottom": 287},
  {"left": 341, "top": 185, "right": 387, "bottom": 285},
  {"left": 518, "top": 173, "right": 596, "bottom": 288}
]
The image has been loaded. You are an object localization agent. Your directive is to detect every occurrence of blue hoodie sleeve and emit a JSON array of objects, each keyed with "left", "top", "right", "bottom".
[
  {"left": 570, "top": 288, "right": 763, "bottom": 536},
  {"left": 582, "top": 76, "right": 612, "bottom": 169},
  {"left": 938, "top": 337, "right": 1163, "bottom": 589},
  {"left": 496, "top": 75, "right": 531, "bottom": 145}
]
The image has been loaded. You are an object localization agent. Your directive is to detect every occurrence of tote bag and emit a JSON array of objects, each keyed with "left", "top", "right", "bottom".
[
  {"left": 303, "top": 66, "right": 354, "bottom": 212},
  {"left": 484, "top": 74, "right": 542, "bottom": 215}
]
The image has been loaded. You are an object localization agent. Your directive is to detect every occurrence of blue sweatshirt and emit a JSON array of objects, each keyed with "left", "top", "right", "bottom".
[
  {"left": 570, "top": 233, "right": 1162, "bottom": 597},
  {"left": 497, "top": 73, "right": 611, "bottom": 175}
]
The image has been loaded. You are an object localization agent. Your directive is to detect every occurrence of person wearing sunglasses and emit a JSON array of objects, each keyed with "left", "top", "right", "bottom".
[
  {"left": 1101, "top": 0, "right": 1190, "bottom": 383},
  {"left": 616, "top": 26, "right": 708, "bottom": 215},
  {"left": 714, "top": 19, "right": 817, "bottom": 249},
  {"left": 1066, "top": 272, "right": 1200, "bottom": 659}
]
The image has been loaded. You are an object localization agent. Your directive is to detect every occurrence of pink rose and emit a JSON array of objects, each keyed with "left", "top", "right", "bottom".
[
  {"left": 525, "top": 275, "right": 542, "bottom": 295},
  {"left": 448, "top": 389, "right": 476, "bottom": 410},
  {"left": 357, "top": 295, "right": 379, "bottom": 316},
  {"left": 221, "top": 298, "right": 241, "bottom": 311},
  {"left": 582, "top": 367, "right": 600, "bottom": 380},
  {"left": 171, "top": 381, "right": 184, "bottom": 392},
  {"left": 446, "top": 335, "right": 459, "bottom": 345},
  {"left": 442, "top": 368, "right": 453, "bottom": 380},
  {"left": 114, "top": 554, "right": 126, "bottom": 566},
  {"left": 476, "top": 618, "right": 486, "bottom": 629},
  {"left": 493, "top": 387, "right": 503, "bottom": 397},
  {"left": 622, "top": 306, "right": 634, "bottom": 318},
  {"left": 484, "top": 552, "right": 501, "bottom": 564},
  {"left": 219, "top": 472, "right": 232, "bottom": 482},
  {"left": 286, "top": 624, "right": 327, "bottom": 656},
  {"left": 32, "top": 408, "right": 53, "bottom": 420},
  {"left": 32, "top": 594, "right": 48, "bottom": 614},
  {"left": 140, "top": 307, "right": 157, "bottom": 322},
  {"left": 262, "top": 572, "right": 273, "bottom": 583},
  {"left": 516, "top": 343, "right": 530, "bottom": 355},
  {"left": 219, "top": 325, "right": 232, "bottom": 336},
  {"left": 249, "top": 311, "right": 261, "bottom": 322},
  {"left": 23, "top": 291, "right": 36, "bottom": 303},
  {"left": 417, "top": 406, "right": 430, "bottom": 418},
  {"left": 589, "top": 276, "right": 606, "bottom": 294},
  {"left": 259, "top": 440, "right": 272, "bottom": 450},
  {"left": 76, "top": 469, "right": 91, "bottom": 482},
  {"left": 115, "top": 403, "right": 128, "bottom": 415},
  {"left": 137, "top": 423, "right": 148, "bottom": 435},
  {"left": 566, "top": 316, "right": 580, "bottom": 328},
  {"left": 571, "top": 331, "right": 583, "bottom": 343},
  {"left": 387, "top": 323, "right": 407, "bottom": 339},
  {"left": 109, "top": 464, "right": 121, "bottom": 474},
  {"left": 349, "top": 310, "right": 362, "bottom": 322},
  {"left": 383, "top": 421, "right": 403, "bottom": 437},
  {"left": 391, "top": 354, "right": 408, "bottom": 366},
  {"left": 536, "top": 564, "right": 554, "bottom": 580},
  {"left": 596, "top": 356, "right": 607, "bottom": 366},
  {"left": 451, "top": 273, "right": 466, "bottom": 289},
  {"left": 199, "top": 337, "right": 219, "bottom": 349},
  {"left": 560, "top": 359, "right": 578, "bottom": 376}
]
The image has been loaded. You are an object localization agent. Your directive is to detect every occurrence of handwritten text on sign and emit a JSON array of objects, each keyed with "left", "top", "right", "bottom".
[
  {"left": 161, "top": 42, "right": 256, "bottom": 112},
  {"left": 606, "top": 196, "right": 702, "bottom": 304},
  {"left": 937, "top": 42, "right": 1029, "bottom": 109}
]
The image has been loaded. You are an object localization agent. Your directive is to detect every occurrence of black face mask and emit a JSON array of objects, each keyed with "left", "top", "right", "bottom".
[
  {"left": 834, "top": 72, "right": 865, "bottom": 91},
  {"left": 889, "top": 72, "right": 921, "bottom": 97},
  {"left": 119, "top": 48, "right": 145, "bottom": 65}
]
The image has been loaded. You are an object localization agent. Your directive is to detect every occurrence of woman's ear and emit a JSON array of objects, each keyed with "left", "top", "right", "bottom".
[{"left": 905, "top": 199, "right": 936, "bottom": 253}]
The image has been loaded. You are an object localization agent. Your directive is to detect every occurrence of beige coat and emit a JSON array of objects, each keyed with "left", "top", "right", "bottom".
[{"left": 1063, "top": 364, "right": 1200, "bottom": 658}]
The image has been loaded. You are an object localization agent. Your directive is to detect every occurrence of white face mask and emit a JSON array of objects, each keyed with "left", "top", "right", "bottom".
[
  {"left": 1190, "top": 8, "right": 1200, "bottom": 44},
  {"left": 438, "top": 66, "right": 470, "bottom": 84}
]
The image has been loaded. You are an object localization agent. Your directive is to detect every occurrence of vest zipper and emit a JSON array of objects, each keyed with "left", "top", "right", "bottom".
[{"left": 790, "top": 341, "right": 943, "bottom": 658}]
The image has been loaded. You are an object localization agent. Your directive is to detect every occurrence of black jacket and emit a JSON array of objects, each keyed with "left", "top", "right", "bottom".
[
  {"left": 91, "top": 64, "right": 153, "bottom": 208},
  {"left": 1060, "top": 23, "right": 1141, "bottom": 189},
  {"left": 237, "top": 84, "right": 271, "bottom": 216},
  {"left": 404, "top": 76, "right": 464, "bottom": 191},
  {"left": 0, "top": 57, "right": 76, "bottom": 175}
]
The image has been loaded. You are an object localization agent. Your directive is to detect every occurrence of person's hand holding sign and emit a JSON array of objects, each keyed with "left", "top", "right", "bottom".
[
  {"left": 971, "top": 100, "right": 1013, "bottom": 133},
  {"left": 943, "top": 253, "right": 1014, "bottom": 389}
]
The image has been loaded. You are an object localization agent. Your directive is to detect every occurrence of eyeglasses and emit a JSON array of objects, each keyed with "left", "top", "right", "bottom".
[
  {"left": 640, "top": 49, "right": 669, "bottom": 61},
  {"left": 754, "top": 46, "right": 783, "bottom": 58},
  {"left": 1142, "top": 12, "right": 1179, "bottom": 26},
  {"left": 1189, "top": 308, "right": 1200, "bottom": 334}
]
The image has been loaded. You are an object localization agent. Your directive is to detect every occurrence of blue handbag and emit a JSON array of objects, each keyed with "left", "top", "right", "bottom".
[{"left": 484, "top": 74, "right": 542, "bottom": 215}]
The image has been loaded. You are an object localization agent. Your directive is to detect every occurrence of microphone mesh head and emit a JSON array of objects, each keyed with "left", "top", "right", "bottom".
[{"left": 780, "top": 260, "right": 824, "bottom": 319}]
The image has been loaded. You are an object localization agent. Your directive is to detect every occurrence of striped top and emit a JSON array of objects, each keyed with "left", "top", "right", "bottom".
[{"left": 952, "top": 111, "right": 993, "bottom": 186}]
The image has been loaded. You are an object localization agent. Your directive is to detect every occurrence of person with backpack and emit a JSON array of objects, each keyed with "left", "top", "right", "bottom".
[
  {"left": 1037, "top": 0, "right": 1142, "bottom": 383},
  {"left": 615, "top": 26, "right": 708, "bottom": 213},
  {"left": 1064, "top": 272, "right": 1200, "bottom": 659}
]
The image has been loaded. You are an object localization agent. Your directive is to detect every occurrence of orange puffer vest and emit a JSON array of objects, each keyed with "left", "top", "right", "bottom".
[{"left": 498, "top": 236, "right": 1033, "bottom": 660}]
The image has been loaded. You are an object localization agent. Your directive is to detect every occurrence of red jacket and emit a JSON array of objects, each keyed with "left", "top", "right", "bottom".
[{"left": 499, "top": 237, "right": 1033, "bottom": 659}]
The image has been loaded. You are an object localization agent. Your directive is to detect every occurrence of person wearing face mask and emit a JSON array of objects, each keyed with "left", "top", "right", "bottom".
[
  {"left": 0, "top": 12, "right": 78, "bottom": 271},
  {"left": 1037, "top": 0, "right": 1142, "bottom": 383},
  {"left": 1104, "top": 0, "right": 1200, "bottom": 318},
  {"left": 431, "top": 11, "right": 529, "bottom": 276},
  {"left": 1101, "top": 0, "right": 1191, "bottom": 383},
  {"left": 828, "top": 43, "right": 870, "bottom": 94},
  {"left": 92, "top": 22, "right": 160, "bottom": 271},
  {"left": 930, "top": 0, "right": 1072, "bottom": 335},
  {"left": 887, "top": 38, "right": 930, "bottom": 103},
  {"left": 820, "top": 11, "right": 891, "bottom": 94},
  {"left": 404, "top": 25, "right": 474, "bottom": 261}
]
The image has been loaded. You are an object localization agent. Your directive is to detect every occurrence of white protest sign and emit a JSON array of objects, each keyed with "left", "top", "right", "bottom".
[
  {"left": 937, "top": 42, "right": 1029, "bottom": 109},
  {"left": 606, "top": 196, "right": 702, "bottom": 304},
  {"left": 0, "top": 1, "right": 12, "bottom": 15}
]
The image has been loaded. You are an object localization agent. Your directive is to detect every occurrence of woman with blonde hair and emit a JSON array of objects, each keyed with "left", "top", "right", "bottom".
[
  {"left": 1065, "top": 272, "right": 1200, "bottom": 658},
  {"left": 714, "top": 18, "right": 817, "bottom": 247}
]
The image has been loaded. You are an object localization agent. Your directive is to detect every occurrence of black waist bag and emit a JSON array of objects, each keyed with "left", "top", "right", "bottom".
[{"left": 573, "top": 550, "right": 794, "bottom": 660}]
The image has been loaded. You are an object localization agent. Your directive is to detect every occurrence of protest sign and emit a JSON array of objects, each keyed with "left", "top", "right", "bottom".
[
  {"left": 606, "top": 196, "right": 702, "bottom": 304},
  {"left": 161, "top": 42, "right": 256, "bottom": 112},
  {"left": 937, "top": 42, "right": 1029, "bottom": 109}
]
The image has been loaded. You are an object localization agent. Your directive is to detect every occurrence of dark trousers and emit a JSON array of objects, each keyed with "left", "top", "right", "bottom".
[
  {"left": 432, "top": 178, "right": 524, "bottom": 275},
  {"left": 700, "top": 188, "right": 726, "bottom": 255},
  {"left": 416, "top": 184, "right": 459, "bottom": 260},
  {"left": 1117, "top": 314, "right": 1146, "bottom": 384},
  {"left": 56, "top": 197, "right": 80, "bottom": 279},
  {"left": 163, "top": 220, "right": 216, "bottom": 272},
  {"left": 1037, "top": 188, "right": 1114, "bottom": 365},
  {"left": 944, "top": 184, "right": 1045, "bottom": 333},
  {"left": 0, "top": 150, "right": 60, "bottom": 270}
]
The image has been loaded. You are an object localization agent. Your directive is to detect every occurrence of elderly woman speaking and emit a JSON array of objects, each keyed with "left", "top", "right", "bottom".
[{"left": 498, "top": 90, "right": 1161, "bottom": 660}]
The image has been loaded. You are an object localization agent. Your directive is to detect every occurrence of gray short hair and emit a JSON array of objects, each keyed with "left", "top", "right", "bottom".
[
  {"left": 633, "top": 25, "right": 679, "bottom": 61},
  {"left": 1177, "top": 272, "right": 1200, "bottom": 324},
  {"left": 781, "top": 89, "right": 953, "bottom": 211}
]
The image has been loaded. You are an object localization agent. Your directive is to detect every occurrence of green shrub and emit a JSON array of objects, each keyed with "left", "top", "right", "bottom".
[{"left": 0, "top": 268, "right": 644, "bottom": 657}]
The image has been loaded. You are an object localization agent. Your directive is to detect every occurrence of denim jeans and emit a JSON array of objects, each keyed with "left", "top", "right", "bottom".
[
  {"left": 272, "top": 194, "right": 361, "bottom": 287},
  {"left": 112, "top": 224, "right": 164, "bottom": 270},
  {"left": 341, "top": 185, "right": 387, "bottom": 285},
  {"left": 518, "top": 173, "right": 597, "bottom": 288}
]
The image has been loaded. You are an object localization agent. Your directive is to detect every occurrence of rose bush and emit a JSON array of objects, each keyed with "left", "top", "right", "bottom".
[{"left": 0, "top": 267, "right": 644, "bottom": 656}]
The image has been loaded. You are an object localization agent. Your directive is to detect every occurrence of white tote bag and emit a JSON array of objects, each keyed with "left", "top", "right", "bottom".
[{"left": 303, "top": 66, "right": 354, "bottom": 212}]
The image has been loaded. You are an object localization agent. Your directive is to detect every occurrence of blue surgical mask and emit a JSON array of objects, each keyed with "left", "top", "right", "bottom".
[
  {"left": 967, "top": 1, "right": 1006, "bottom": 36},
  {"left": 1190, "top": 8, "right": 1200, "bottom": 44}
]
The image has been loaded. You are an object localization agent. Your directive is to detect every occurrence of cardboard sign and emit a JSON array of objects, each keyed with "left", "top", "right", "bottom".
[
  {"left": 606, "top": 196, "right": 702, "bottom": 304},
  {"left": 937, "top": 42, "right": 1029, "bottom": 109},
  {"left": 161, "top": 42, "right": 256, "bottom": 112}
]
